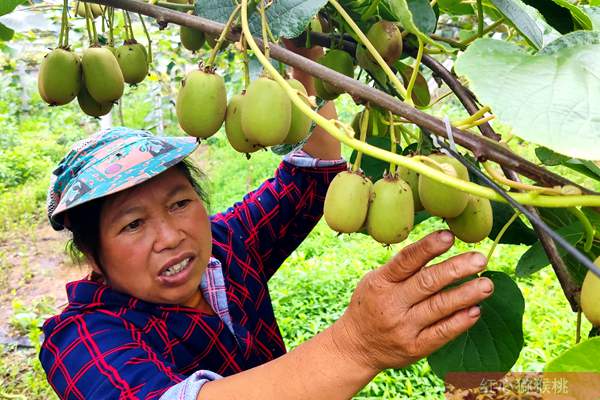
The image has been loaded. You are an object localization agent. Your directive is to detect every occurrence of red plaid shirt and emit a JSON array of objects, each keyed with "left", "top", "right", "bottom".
[{"left": 40, "top": 154, "right": 346, "bottom": 399}]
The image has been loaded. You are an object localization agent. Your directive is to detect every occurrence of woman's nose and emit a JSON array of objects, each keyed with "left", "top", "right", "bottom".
[{"left": 153, "top": 217, "right": 184, "bottom": 252}]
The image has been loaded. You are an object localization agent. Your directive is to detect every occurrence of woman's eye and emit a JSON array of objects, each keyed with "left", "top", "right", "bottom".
[
  {"left": 172, "top": 199, "right": 191, "bottom": 210},
  {"left": 123, "top": 219, "right": 142, "bottom": 232}
]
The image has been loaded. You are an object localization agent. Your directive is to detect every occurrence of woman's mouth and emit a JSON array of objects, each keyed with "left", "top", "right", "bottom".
[
  {"left": 161, "top": 257, "right": 192, "bottom": 277},
  {"left": 158, "top": 257, "right": 196, "bottom": 286}
]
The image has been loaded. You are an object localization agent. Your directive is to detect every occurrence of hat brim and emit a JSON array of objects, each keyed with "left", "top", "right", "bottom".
[{"left": 50, "top": 135, "right": 200, "bottom": 230}]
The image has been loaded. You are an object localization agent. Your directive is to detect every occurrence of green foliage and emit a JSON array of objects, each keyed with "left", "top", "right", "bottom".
[{"left": 545, "top": 337, "right": 600, "bottom": 372}]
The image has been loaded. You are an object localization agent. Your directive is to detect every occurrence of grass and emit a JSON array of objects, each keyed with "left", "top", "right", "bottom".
[{"left": 0, "top": 78, "right": 595, "bottom": 399}]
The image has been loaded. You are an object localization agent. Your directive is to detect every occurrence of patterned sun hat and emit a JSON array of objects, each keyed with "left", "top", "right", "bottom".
[{"left": 47, "top": 127, "right": 200, "bottom": 231}]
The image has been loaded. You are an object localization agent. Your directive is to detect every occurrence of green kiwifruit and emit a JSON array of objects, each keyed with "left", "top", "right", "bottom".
[
  {"left": 418, "top": 153, "right": 469, "bottom": 218},
  {"left": 314, "top": 50, "right": 354, "bottom": 99},
  {"left": 397, "top": 166, "right": 423, "bottom": 211},
  {"left": 38, "top": 48, "right": 81, "bottom": 106},
  {"left": 77, "top": 84, "right": 113, "bottom": 117},
  {"left": 367, "top": 175, "right": 414, "bottom": 244},
  {"left": 116, "top": 42, "right": 148, "bottom": 85},
  {"left": 324, "top": 171, "right": 373, "bottom": 234},
  {"left": 225, "top": 93, "right": 261, "bottom": 154},
  {"left": 581, "top": 257, "right": 600, "bottom": 326},
  {"left": 241, "top": 77, "right": 291, "bottom": 147},
  {"left": 176, "top": 69, "right": 227, "bottom": 138},
  {"left": 366, "top": 20, "right": 402, "bottom": 65},
  {"left": 284, "top": 79, "right": 312, "bottom": 144},
  {"left": 74, "top": 1, "right": 103, "bottom": 18},
  {"left": 82, "top": 47, "right": 124, "bottom": 103},
  {"left": 446, "top": 196, "right": 493, "bottom": 243},
  {"left": 180, "top": 26, "right": 205, "bottom": 52}
]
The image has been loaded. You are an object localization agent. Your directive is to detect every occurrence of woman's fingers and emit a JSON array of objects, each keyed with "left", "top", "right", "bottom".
[
  {"left": 410, "top": 277, "right": 494, "bottom": 327},
  {"left": 400, "top": 252, "right": 488, "bottom": 306},
  {"left": 415, "top": 306, "right": 483, "bottom": 355},
  {"left": 378, "top": 230, "right": 455, "bottom": 283}
]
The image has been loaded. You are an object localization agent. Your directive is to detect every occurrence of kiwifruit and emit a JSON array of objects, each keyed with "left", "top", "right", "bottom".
[
  {"left": 82, "top": 47, "right": 124, "bottom": 103},
  {"left": 418, "top": 153, "right": 469, "bottom": 218},
  {"left": 77, "top": 84, "right": 113, "bottom": 117},
  {"left": 176, "top": 69, "right": 227, "bottom": 138},
  {"left": 366, "top": 20, "right": 403, "bottom": 65},
  {"left": 225, "top": 93, "right": 261, "bottom": 154},
  {"left": 366, "top": 175, "right": 414, "bottom": 244},
  {"left": 581, "top": 257, "right": 600, "bottom": 326},
  {"left": 324, "top": 171, "right": 373, "bottom": 233},
  {"left": 314, "top": 50, "right": 354, "bottom": 99},
  {"left": 74, "top": 1, "right": 103, "bottom": 18},
  {"left": 115, "top": 42, "right": 148, "bottom": 85},
  {"left": 38, "top": 48, "right": 81, "bottom": 106},
  {"left": 397, "top": 166, "right": 423, "bottom": 211},
  {"left": 446, "top": 196, "right": 493, "bottom": 243},
  {"left": 284, "top": 79, "right": 312, "bottom": 144},
  {"left": 241, "top": 77, "right": 291, "bottom": 147},
  {"left": 180, "top": 26, "right": 205, "bottom": 52}
]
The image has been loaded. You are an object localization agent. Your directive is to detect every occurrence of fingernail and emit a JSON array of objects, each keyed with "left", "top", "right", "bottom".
[
  {"left": 440, "top": 231, "right": 453, "bottom": 243},
  {"left": 468, "top": 306, "right": 481, "bottom": 317},
  {"left": 472, "top": 253, "right": 488, "bottom": 268},
  {"left": 479, "top": 278, "right": 493, "bottom": 293}
]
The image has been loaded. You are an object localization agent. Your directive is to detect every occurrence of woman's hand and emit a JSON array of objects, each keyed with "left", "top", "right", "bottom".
[{"left": 332, "top": 230, "right": 494, "bottom": 372}]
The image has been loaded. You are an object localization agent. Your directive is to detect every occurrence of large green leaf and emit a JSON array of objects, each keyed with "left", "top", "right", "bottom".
[
  {"left": 522, "top": 0, "right": 573, "bottom": 33},
  {"left": 536, "top": 145, "right": 600, "bottom": 181},
  {"left": 0, "top": 0, "right": 26, "bottom": 17},
  {"left": 455, "top": 38, "right": 600, "bottom": 160},
  {"left": 437, "top": 0, "right": 474, "bottom": 15},
  {"left": 349, "top": 136, "right": 390, "bottom": 181},
  {"left": 515, "top": 223, "right": 584, "bottom": 277},
  {"left": 427, "top": 271, "right": 524, "bottom": 380},
  {"left": 406, "top": 0, "right": 437, "bottom": 34},
  {"left": 0, "top": 22, "right": 13, "bottom": 41},
  {"left": 545, "top": 337, "right": 600, "bottom": 372},
  {"left": 380, "top": 0, "right": 442, "bottom": 48},
  {"left": 488, "top": 201, "right": 537, "bottom": 245},
  {"left": 540, "top": 30, "right": 600, "bottom": 54},
  {"left": 489, "top": 0, "right": 560, "bottom": 49}
]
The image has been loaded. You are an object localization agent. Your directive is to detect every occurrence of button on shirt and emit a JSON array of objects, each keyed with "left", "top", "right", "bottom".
[{"left": 40, "top": 151, "right": 347, "bottom": 399}]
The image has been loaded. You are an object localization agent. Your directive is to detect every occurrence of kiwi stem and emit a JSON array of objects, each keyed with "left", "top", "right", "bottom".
[
  {"left": 138, "top": 13, "right": 153, "bottom": 64},
  {"left": 455, "top": 106, "right": 491, "bottom": 126},
  {"left": 483, "top": 161, "right": 564, "bottom": 195},
  {"left": 108, "top": 7, "right": 115, "bottom": 46},
  {"left": 328, "top": 0, "right": 409, "bottom": 100},
  {"left": 568, "top": 207, "right": 595, "bottom": 252},
  {"left": 388, "top": 111, "right": 397, "bottom": 175},
  {"left": 352, "top": 107, "right": 370, "bottom": 173},
  {"left": 207, "top": 5, "right": 240, "bottom": 67},
  {"left": 241, "top": 0, "right": 600, "bottom": 208},
  {"left": 241, "top": 34, "right": 250, "bottom": 89},
  {"left": 486, "top": 211, "right": 521, "bottom": 260},
  {"left": 84, "top": 7, "right": 94, "bottom": 44},
  {"left": 476, "top": 0, "right": 484, "bottom": 38},
  {"left": 456, "top": 115, "right": 495, "bottom": 130},
  {"left": 87, "top": 3, "right": 99, "bottom": 43},
  {"left": 155, "top": 1, "right": 194, "bottom": 11},
  {"left": 125, "top": 11, "right": 135, "bottom": 40},
  {"left": 58, "top": 0, "right": 67, "bottom": 47},
  {"left": 405, "top": 37, "right": 423, "bottom": 107},
  {"left": 259, "top": 0, "right": 270, "bottom": 59},
  {"left": 461, "top": 19, "right": 504, "bottom": 47}
]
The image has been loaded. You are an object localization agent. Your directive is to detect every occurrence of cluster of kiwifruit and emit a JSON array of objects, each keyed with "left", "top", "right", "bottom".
[
  {"left": 324, "top": 113, "right": 494, "bottom": 245},
  {"left": 176, "top": 67, "right": 313, "bottom": 151},
  {"left": 37, "top": 2, "right": 149, "bottom": 117}
]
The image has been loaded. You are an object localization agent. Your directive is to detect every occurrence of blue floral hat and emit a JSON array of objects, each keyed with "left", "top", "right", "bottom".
[{"left": 47, "top": 127, "right": 199, "bottom": 231}]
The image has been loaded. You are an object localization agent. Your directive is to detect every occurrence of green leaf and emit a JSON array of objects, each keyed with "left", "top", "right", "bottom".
[
  {"left": 406, "top": 0, "right": 438, "bottom": 34},
  {"left": 582, "top": 6, "right": 600, "bottom": 30},
  {"left": 255, "top": 0, "right": 327, "bottom": 39},
  {"left": 489, "top": 0, "right": 560, "bottom": 49},
  {"left": 488, "top": 201, "right": 537, "bottom": 245},
  {"left": 549, "top": 0, "right": 592, "bottom": 30},
  {"left": 196, "top": 0, "right": 238, "bottom": 25},
  {"left": 395, "top": 62, "right": 431, "bottom": 108},
  {"left": 455, "top": 38, "right": 600, "bottom": 160},
  {"left": 515, "top": 223, "right": 584, "bottom": 277},
  {"left": 349, "top": 136, "right": 390, "bottom": 181},
  {"left": 522, "top": 0, "right": 574, "bottom": 33},
  {"left": 0, "top": 0, "right": 26, "bottom": 17},
  {"left": 379, "top": 0, "right": 443, "bottom": 48},
  {"left": 0, "top": 22, "right": 14, "bottom": 41},
  {"left": 437, "top": 0, "right": 474, "bottom": 15},
  {"left": 545, "top": 337, "right": 600, "bottom": 372},
  {"left": 427, "top": 271, "right": 524, "bottom": 380},
  {"left": 535, "top": 146, "right": 569, "bottom": 166},
  {"left": 540, "top": 30, "right": 600, "bottom": 55}
]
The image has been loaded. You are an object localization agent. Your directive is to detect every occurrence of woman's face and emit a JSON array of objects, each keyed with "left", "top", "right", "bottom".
[{"left": 95, "top": 167, "right": 212, "bottom": 307}]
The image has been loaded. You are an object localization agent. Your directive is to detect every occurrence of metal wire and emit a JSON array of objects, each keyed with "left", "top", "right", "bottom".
[{"left": 433, "top": 137, "right": 600, "bottom": 279}]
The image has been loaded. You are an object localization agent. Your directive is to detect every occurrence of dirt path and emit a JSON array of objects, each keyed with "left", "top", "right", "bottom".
[{"left": 0, "top": 224, "right": 86, "bottom": 343}]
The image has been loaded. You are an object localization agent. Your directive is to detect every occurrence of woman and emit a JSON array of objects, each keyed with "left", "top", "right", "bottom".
[{"left": 40, "top": 51, "right": 494, "bottom": 399}]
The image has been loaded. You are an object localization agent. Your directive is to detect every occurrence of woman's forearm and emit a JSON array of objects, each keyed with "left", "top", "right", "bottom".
[
  {"left": 197, "top": 321, "right": 379, "bottom": 400},
  {"left": 302, "top": 101, "right": 342, "bottom": 160}
]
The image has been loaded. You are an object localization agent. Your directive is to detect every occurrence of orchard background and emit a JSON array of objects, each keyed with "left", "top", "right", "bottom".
[{"left": 1, "top": 0, "right": 600, "bottom": 398}]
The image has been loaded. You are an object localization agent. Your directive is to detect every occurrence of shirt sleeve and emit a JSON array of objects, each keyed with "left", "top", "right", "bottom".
[
  {"left": 210, "top": 150, "right": 346, "bottom": 281},
  {"left": 40, "top": 312, "right": 219, "bottom": 400},
  {"left": 159, "top": 370, "right": 223, "bottom": 400}
]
